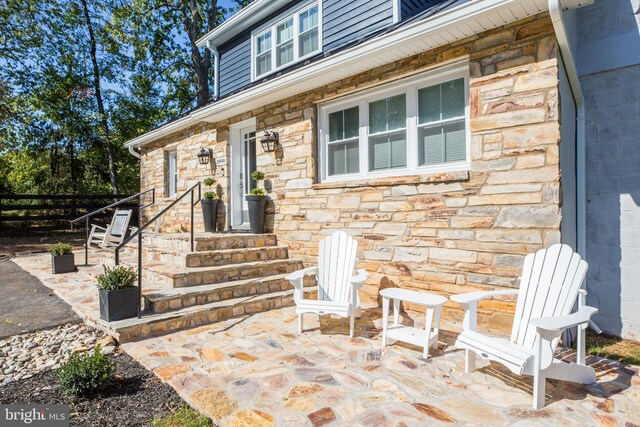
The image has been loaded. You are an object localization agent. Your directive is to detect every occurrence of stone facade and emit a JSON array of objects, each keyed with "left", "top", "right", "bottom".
[{"left": 139, "top": 14, "right": 564, "bottom": 327}]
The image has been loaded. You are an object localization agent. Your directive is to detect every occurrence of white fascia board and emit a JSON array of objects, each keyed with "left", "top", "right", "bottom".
[
  {"left": 196, "top": 0, "right": 291, "bottom": 48},
  {"left": 126, "top": 0, "right": 549, "bottom": 148}
]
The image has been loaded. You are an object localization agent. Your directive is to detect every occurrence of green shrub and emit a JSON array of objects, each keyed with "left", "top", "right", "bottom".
[
  {"left": 56, "top": 346, "right": 115, "bottom": 397},
  {"left": 50, "top": 242, "right": 73, "bottom": 256},
  {"left": 203, "top": 191, "right": 218, "bottom": 200},
  {"left": 249, "top": 188, "right": 266, "bottom": 196},
  {"left": 96, "top": 265, "right": 137, "bottom": 291},
  {"left": 202, "top": 177, "right": 217, "bottom": 187},
  {"left": 250, "top": 170, "right": 265, "bottom": 181}
]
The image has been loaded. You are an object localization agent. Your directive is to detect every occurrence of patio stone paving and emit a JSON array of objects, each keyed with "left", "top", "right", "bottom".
[
  {"left": 120, "top": 306, "right": 640, "bottom": 426},
  {"left": 10, "top": 251, "right": 640, "bottom": 426}
]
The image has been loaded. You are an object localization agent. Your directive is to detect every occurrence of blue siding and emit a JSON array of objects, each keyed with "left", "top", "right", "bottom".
[
  {"left": 400, "top": 0, "right": 447, "bottom": 20},
  {"left": 218, "top": 0, "right": 396, "bottom": 97},
  {"left": 218, "top": 35, "right": 252, "bottom": 98},
  {"left": 323, "top": 0, "right": 394, "bottom": 52}
]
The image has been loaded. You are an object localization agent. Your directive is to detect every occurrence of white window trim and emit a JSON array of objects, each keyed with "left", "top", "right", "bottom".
[
  {"left": 318, "top": 61, "right": 470, "bottom": 183},
  {"left": 167, "top": 150, "right": 178, "bottom": 197},
  {"left": 393, "top": 0, "right": 400, "bottom": 23},
  {"left": 251, "top": 1, "right": 323, "bottom": 81}
]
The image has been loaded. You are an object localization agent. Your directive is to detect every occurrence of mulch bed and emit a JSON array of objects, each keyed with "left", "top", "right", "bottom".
[{"left": 0, "top": 351, "right": 186, "bottom": 426}]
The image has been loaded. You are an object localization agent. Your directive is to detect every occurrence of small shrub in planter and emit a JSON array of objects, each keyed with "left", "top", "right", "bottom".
[
  {"left": 97, "top": 265, "right": 138, "bottom": 322},
  {"left": 246, "top": 171, "right": 268, "bottom": 234},
  {"left": 56, "top": 346, "right": 116, "bottom": 397},
  {"left": 201, "top": 177, "right": 219, "bottom": 232},
  {"left": 50, "top": 242, "right": 75, "bottom": 274}
]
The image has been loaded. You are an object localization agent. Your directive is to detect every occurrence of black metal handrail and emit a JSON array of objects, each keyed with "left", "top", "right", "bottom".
[
  {"left": 114, "top": 182, "right": 201, "bottom": 318},
  {"left": 70, "top": 189, "right": 155, "bottom": 265}
]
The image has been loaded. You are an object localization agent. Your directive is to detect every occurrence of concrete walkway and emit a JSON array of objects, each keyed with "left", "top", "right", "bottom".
[{"left": 0, "top": 259, "right": 78, "bottom": 339}]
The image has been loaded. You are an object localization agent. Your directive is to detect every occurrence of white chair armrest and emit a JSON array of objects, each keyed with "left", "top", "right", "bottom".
[
  {"left": 285, "top": 267, "right": 318, "bottom": 285},
  {"left": 530, "top": 306, "right": 598, "bottom": 333},
  {"left": 450, "top": 289, "right": 519, "bottom": 306},
  {"left": 350, "top": 269, "right": 368, "bottom": 289},
  {"left": 91, "top": 224, "right": 107, "bottom": 232}
]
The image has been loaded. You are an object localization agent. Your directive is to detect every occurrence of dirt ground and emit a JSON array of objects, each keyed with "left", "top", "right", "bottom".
[{"left": 0, "top": 232, "right": 85, "bottom": 260}]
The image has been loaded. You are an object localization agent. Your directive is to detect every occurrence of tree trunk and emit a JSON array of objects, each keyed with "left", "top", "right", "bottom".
[
  {"left": 180, "top": 0, "right": 216, "bottom": 107},
  {"left": 80, "top": 0, "right": 119, "bottom": 195}
]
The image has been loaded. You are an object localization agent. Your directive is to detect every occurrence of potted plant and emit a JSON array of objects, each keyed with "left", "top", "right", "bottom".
[
  {"left": 201, "top": 177, "right": 219, "bottom": 232},
  {"left": 50, "top": 242, "right": 75, "bottom": 274},
  {"left": 97, "top": 265, "right": 138, "bottom": 322},
  {"left": 246, "top": 170, "right": 268, "bottom": 234}
]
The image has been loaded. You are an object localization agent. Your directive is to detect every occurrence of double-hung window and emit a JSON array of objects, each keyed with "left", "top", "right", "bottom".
[
  {"left": 319, "top": 62, "right": 469, "bottom": 182},
  {"left": 252, "top": 2, "right": 321, "bottom": 80}
]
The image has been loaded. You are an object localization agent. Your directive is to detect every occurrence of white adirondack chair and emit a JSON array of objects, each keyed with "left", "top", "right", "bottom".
[
  {"left": 88, "top": 209, "right": 133, "bottom": 249},
  {"left": 285, "top": 231, "right": 368, "bottom": 337},
  {"left": 452, "top": 244, "right": 597, "bottom": 409}
]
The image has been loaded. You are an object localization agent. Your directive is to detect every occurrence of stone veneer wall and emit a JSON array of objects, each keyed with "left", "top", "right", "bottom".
[{"left": 139, "top": 14, "right": 563, "bottom": 327}]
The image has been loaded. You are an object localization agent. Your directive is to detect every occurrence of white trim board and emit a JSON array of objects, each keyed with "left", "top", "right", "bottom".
[{"left": 126, "top": 0, "right": 549, "bottom": 149}]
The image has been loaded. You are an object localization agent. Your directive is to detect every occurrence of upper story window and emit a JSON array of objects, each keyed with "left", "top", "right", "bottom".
[
  {"left": 319, "top": 62, "right": 469, "bottom": 183},
  {"left": 252, "top": 2, "right": 321, "bottom": 80}
]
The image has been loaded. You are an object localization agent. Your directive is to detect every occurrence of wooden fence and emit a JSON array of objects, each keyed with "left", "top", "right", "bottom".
[{"left": 0, "top": 194, "right": 136, "bottom": 233}]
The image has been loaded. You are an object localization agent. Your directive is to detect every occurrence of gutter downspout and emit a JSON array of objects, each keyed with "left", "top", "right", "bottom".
[
  {"left": 549, "top": 0, "right": 602, "bottom": 335},
  {"left": 128, "top": 145, "right": 141, "bottom": 159},
  {"left": 548, "top": 0, "right": 586, "bottom": 258}
]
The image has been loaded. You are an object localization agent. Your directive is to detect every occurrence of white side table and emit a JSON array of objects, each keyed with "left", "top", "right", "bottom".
[{"left": 380, "top": 288, "right": 447, "bottom": 359}]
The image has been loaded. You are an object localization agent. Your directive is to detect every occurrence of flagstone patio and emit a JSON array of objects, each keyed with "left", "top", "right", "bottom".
[{"left": 9, "top": 251, "right": 640, "bottom": 426}]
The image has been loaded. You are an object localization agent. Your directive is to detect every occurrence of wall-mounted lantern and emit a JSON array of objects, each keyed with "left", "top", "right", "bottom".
[
  {"left": 197, "top": 147, "right": 213, "bottom": 165},
  {"left": 260, "top": 130, "right": 279, "bottom": 153}
]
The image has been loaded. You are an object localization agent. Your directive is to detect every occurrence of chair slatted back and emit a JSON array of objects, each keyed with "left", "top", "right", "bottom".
[
  {"left": 110, "top": 210, "right": 132, "bottom": 237},
  {"left": 317, "top": 231, "right": 358, "bottom": 303},
  {"left": 510, "top": 244, "right": 588, "bottom": 351}
]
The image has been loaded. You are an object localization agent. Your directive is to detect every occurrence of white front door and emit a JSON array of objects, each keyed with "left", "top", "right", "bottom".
[{"left": 231, "top": 125, "right": 257, "bottom": 229}]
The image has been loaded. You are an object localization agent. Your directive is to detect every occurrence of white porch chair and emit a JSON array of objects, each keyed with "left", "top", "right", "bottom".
[
  {"left": 285, "top": 231, "right": 368, "bottom": 337},
  {"left": 452, "top": 244, "right": 597, "bottom": 409},
  {"left": 88, "top": 209, "right": 133, "bottom": 249}
]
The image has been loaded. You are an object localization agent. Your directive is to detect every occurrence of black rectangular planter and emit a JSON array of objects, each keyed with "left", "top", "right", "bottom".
[
  {"left": 99, "top": 287, "right": 139, "bottom": 322},
  {"left": 52, "top": 254, "right": 75, "bottom": 274}
]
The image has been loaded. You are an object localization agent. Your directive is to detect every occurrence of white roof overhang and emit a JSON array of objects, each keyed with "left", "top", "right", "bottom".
[{"left": 125, "top": 0, "right": 549, "bottom": 149}]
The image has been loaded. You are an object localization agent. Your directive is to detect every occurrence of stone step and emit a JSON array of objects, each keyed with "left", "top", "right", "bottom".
[
  {"left": 139, "top": 232, "right": 278, "bottom": 252},
  {"left": 123, "top": 245, "right": 290, "bottom": 268},
  {"left": 102, "top": 251, "right": 304, "bottom": 288},
  {"left": 100, "top": 288, "right": 317, "bottom": 343},
  {"left": 143, "top": 273, "right": 310, "bottom": 314},
  {"left": 156, "top": 259, "right": 304, "bottom": 288}
]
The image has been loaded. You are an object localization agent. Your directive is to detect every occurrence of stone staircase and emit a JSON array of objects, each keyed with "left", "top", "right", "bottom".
[{"left": 99, "top": 232, "right": 314, "bottom": 342}]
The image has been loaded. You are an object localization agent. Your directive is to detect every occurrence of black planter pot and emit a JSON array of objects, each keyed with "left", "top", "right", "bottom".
[
  {"left": 99, "top": 287, "right": 139, "bottom": 322},
  {"left": 51, "top": 253, "right": 75, "bottom": 274},
  {"left": 201, "top": 199, "right": 219, "bottom": 232},
  {"left": 246, "top": 195, "right": 267, "bottom": 234}
]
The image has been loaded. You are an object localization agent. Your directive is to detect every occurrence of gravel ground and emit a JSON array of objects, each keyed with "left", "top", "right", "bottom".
[
  {"left": 0, "top": 351, "right": 187, "bottom": 426},
  {"left": 0, "top": 323, "right": 108, "bottom": 385}
]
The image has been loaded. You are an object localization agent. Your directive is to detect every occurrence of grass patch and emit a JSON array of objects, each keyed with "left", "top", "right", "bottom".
[
  {"left": 152, "top": 405, "right": 213, "bottom": 427},
  {"left": 586, "top": 330, "right": 640, "bottom": 365}
]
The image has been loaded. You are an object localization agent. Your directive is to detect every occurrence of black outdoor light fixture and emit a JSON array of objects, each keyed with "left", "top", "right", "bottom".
[
  {"left": 260, "top": 129, "right": 279, "bottom": 153},
  {"left": 197, "top": 147, "right": 213, "bottom": 165}
]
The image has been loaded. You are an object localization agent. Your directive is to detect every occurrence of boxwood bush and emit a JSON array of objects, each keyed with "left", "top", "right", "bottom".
[
  {"left": 97, "top": 265, "right": 137, "bottom": 291},
  {"left": 56, "top": 346, "right": 115, "bottom": 397},
  {"left": 50, "top": 242, "right": 73, "bottom": 256}
]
